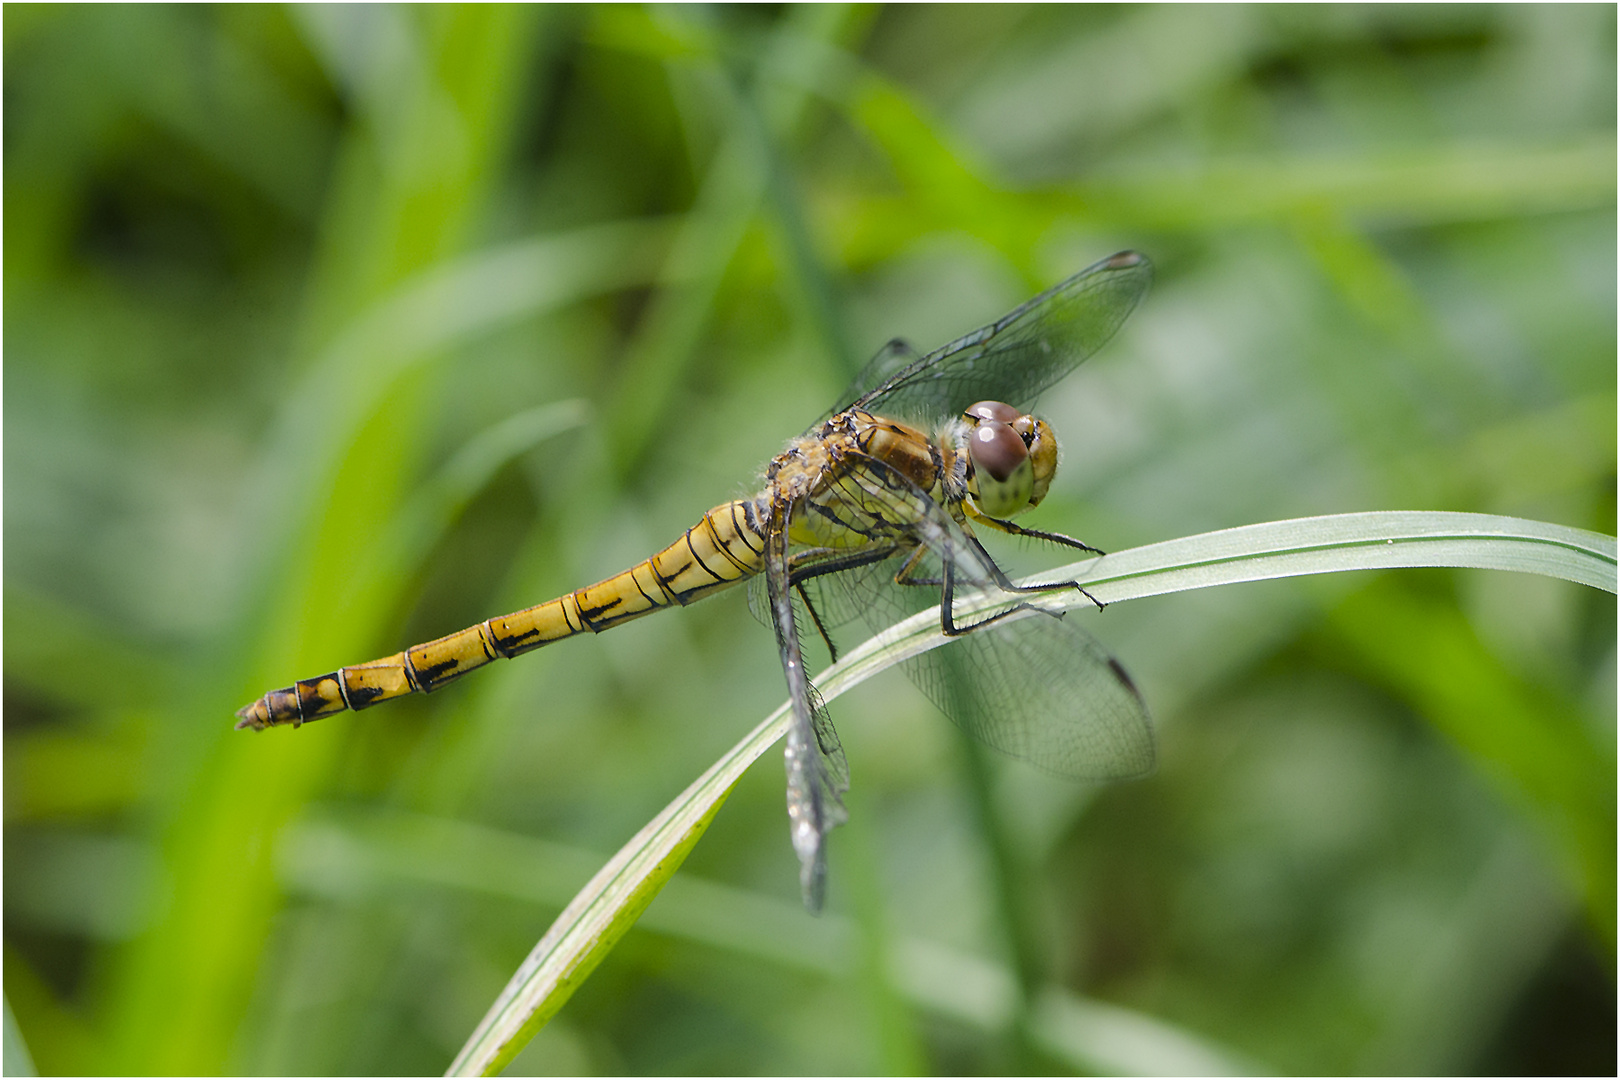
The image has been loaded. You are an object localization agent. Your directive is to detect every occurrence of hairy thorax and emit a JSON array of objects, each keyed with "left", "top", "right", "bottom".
[{"left": 761, "top": 408, "right": 963, "bottom": 551}]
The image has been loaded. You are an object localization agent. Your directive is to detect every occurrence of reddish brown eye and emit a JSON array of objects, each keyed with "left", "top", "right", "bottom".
[
  {"left": 970, "top": 422, "right": 1028, "bottom": 482},
  {"left": 967, "top": 420, "right": 1035, "bottom": 517},
  {"left": 965, "top": 400, "right": 1020, "bottom": 424}
]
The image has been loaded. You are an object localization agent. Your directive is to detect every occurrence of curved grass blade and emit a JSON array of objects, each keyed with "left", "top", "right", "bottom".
[
  {"left": 1035, "top": 510, "right": 1615, "bottom": 604},
  {"left": 449, "top": 511, "right": 1614, "bottom": 1075},
  {"left": 4, "top": 997, "right": 36, "bottom": 1077},
  {"left": 443, "top": 711, "right": 783, "bottom": 1076}
]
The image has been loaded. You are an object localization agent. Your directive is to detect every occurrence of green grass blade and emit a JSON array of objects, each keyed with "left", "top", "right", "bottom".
[
  {"left": 443, "top": 714, "right": 783, "bottom": 1076},
  {"left": 281, "top": 809, "right": 1257, "bottom": 1075},
  {"left": 450, "top": 511, "right": 1613, "bottom": 1074},
  {"left": 4, "top": 998, "right": 38, "bottom": 1078},
  {"left": 1043, "top": 511, "right": 1616, "bottom": 603}
]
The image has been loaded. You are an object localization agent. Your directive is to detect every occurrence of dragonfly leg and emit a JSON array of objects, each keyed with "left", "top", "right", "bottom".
[
  {"left": 795, "top": 581, "right": 839, "bottom": 664},
  {"left": 784, "top": 545, "right": 901, "bottom": 663},
  {"left": 976, "top": 530, "right": 1107, "bottom": 612},
  {"left": 786, "top": 545, "right": 897, "bottom": 586},
  {"left": 967, "top": 507, "right": 1106, "bottom": 556},
  {"left": 891, "top": 544, "right": 943, "bottom": 587},
  {"left": 892, "top": 536, "right": 1039, "bottom": 595},
  {"left": 936, "top": 549, "right": 1055, "bottom": 638},
  {"left": 894, "top": 535, "right": 1099, "bottom": 636},
  {"left": 957, "top": 525, "right": 1107, "bottom": 612},
  {"left": 886, "top": 541, "right": 1039, "bottom": 635}
]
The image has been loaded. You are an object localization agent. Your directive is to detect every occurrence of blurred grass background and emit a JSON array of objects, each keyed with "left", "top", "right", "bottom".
[{"left": 3, "top": 4, "right": 1614, "bottom": 1075}]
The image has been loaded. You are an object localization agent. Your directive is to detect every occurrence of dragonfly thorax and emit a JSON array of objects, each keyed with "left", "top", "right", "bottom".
[
  {"left": 768, "top": 408, "right": 946, "bottom": 552},
  {"left": 958, "top": 400, "right": 1058, "bottom": 518}
]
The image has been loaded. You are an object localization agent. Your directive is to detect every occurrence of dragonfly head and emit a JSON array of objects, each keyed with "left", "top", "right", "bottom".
[{"left": 962, "top": 400, "right": 1058, "bottom": 518}]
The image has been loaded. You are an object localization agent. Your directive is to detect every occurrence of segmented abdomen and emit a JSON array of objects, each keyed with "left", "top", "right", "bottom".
[{"left": 235, "top": 500, "right": 766, "bottom": 730}]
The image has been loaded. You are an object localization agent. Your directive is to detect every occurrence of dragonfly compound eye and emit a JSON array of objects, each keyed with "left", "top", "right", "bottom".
[
  {"left": 968, "top": 421, "right": 1035, "bottom": 517},
  {"left": 964, "top": 400, "right": 1021, "bottom": 424}
]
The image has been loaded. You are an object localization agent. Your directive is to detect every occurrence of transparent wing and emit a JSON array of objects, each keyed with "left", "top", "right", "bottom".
[
  {"left": 824, "top": 337, "right": 921, "bottom": 420},
  {"left": 761, "top": 502, "right": 849, "bottom": 913},
  {"left": 800, "top": 457, "right": 1154, "bottom": 780},
  {"left": 831, "top": 251, "right": 1152, "bottom": 423},
  {"left": 900, "top": 582, "right": 1154, "bottom": 779},
  {"left": 748, "top": 560, "right": 868, "bottom": 644}
]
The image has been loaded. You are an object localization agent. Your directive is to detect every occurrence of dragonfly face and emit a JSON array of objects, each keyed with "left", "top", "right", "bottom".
[
  {"left": 959, "top": 400, "right": 1059, "bottom": 518},
  {"left": 238, "top": 250, "right": 1156, "bottom": 912}
]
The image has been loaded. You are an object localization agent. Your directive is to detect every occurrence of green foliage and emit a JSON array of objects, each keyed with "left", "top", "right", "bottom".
[{"left": 5, "top": 5, "right": 1613, "bottom": 1075}]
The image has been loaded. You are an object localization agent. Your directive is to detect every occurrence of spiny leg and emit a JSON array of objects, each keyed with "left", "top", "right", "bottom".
[
  {"left": 965, "top": 530, "right": 1106, "bottom": 613},
  {"left": 972, "top": 513, "right": 1106, "bottom": 556},
  {"left": 785, "top": 544, "right": 901, "bottom": 664},
  {"left": 786, "top": 544, "right": 898, "bottom": 586},
  {"left": 894, "top": 533, "right": 1101, "bottom": 637},
  {"left": 941, "top": 543, "right": 1057, "bottom": 637},
  {"left": 890, "top": 541, "right": 1050, "bottom": 638},
  {"left": 959, "top": 513, "right": 1108, "bottom": 611},
  {"left": 795, "top": 582, "right": 839, "bottom": 664}
]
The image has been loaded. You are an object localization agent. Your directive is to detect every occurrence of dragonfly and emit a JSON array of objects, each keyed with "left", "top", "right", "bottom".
[{"left": 237, "top": 250, "right": 1156, "bottom": 910}]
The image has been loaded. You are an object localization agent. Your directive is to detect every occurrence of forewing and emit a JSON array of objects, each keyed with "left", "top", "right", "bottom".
[
  {"left": 826, "top": 338, "right": 920, "bottom": 420},
  {"left": 835, "top": 251, "right": 1152, "bottom": 423}
]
